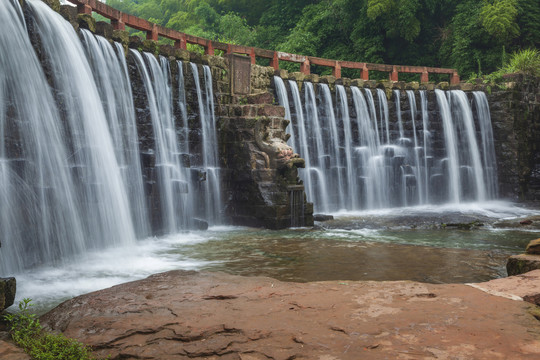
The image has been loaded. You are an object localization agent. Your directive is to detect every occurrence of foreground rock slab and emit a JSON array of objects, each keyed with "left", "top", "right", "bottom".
[{"left": 41, "top": 270, "right": 540, "bottom": 359}]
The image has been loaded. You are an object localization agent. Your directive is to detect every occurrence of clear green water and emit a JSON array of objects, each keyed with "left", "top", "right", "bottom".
[{"left": 10, "top": 203, "right": 540, "bottom": 314}]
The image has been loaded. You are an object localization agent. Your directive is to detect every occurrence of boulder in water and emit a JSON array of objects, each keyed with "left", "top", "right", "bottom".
[
  {"left": 0, "top": 277, "right": 16, "bottom": 311},
  {"left": 313, "top": 214, "right": 334, "bottom": 222},
  {"left": 192, "top": 218, "right": 209, "bottom": 231}
]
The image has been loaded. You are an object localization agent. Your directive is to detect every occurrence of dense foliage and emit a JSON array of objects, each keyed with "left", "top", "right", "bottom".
[{"left": 105, "top": 0, "right": 539, "bottom": 78}]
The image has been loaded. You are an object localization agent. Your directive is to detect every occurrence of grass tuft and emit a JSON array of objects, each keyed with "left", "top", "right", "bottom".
[{"left": 3, "top": 298, "right": 102, "bottom": 360}]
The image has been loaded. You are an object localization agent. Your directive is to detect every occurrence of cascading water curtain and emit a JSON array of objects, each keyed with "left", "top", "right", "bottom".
[
  {"left": 275, "top": 78, "right": 499, "bottom": 213},
  {"left": 81, "top": 29, "right": 150, "bottom": 238},
  {"left": 190, "top": 63, "right": 223, "bottom": 225},
  {"left": 1, "top": 0, "right": 136, "bottom": 274}
]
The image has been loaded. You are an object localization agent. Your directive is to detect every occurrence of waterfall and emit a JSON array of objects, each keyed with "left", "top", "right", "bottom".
[
  {"left": 0, "top": 0, "right": 136, "bottom": 273},
  {"left": 376, "top": 89, "right": 390, "bottom": 144},
  {"left": 336, "top": 85, "right": 356, "bottom": 209},
  {"left": 320, "top": 84, "right": 346, "bottom": 209},
  {"left": 473, "top": 91, "right": 499, "bottom": 198},
  {"left": 420, "top": 90, "right": 431, "bottom": 203},
  {"left": 276, "top": 79, "right": 499, "bottom": 213},
  {"left": 81, "top": 30, "right": 150, "bottom": 238},
  {"left": 351, "top": 87, "right": 387, "bottom": 208},
  {"left": 190, "top": 63, "right": 223, "bottom": 224},
  {"left": 304, "top": 82, "right": 330, "bottom": 211},
  {"left": 273, "top": 76, "right": 296, "bottom": 151},
  {"left": 406, "top": 90, "right": 424, "bottom": 204},
  {"left": 450, "top": 90, "right": 486, "bottom": 201},
  {"left": 131, "top": 51, "right": 189, "bottom": 232},
  {"left": 288, "top": 80, "right": 313, "bottom": 205}
]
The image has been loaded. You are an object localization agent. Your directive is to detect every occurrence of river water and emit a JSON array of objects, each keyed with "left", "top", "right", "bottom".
[{"left": 11, "top": 201, "right": 540, "bottom": 315}]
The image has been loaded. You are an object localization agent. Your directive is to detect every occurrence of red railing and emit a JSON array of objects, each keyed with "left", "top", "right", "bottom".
[{"left": 69, "top": 0, "right": 460, "bottom": 84}]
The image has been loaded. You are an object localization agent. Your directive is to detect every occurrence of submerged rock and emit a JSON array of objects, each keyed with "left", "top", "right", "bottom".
[
  {"left": 313, "top": 214, "right": 334, "bottom": 221},
  {"left": 192, "top": 218, "right": 209, "bottom": 231}
]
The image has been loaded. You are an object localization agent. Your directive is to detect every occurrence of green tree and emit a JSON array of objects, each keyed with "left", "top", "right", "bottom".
[{"left": 480, "top": 0, "right": 519, "bottom": 44}]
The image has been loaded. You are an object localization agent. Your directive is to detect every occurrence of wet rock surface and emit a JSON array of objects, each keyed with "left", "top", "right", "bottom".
[
  {"left": 40, "top": 270, "right": 540, "bottom": 359},
  {"left": 494, "top": 215, "right": 540, "bottom": 230},
  {"left": 320, "top": 212, "right": 495, "bottom": 230},
  {"left": 508, "top": 254, "right": 540, "bottom": 276}
]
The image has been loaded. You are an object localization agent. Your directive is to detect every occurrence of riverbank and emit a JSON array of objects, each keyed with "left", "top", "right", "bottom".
[{"left": 21, "top": 269, "right": 540, "bottom": 359}]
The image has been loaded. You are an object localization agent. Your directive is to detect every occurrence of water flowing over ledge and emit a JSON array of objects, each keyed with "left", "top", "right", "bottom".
[{"left": 275, "top": 77, "right": 499, "bottom": 213}]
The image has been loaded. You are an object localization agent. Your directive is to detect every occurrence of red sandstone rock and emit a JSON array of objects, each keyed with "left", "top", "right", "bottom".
[
  {"left": 527, "top": 238, "right": 540, "bottom": 254},
  {"left": 40, "top": 270, "right": 540, "bottom": 359},
  {"left": 0, "top": 339, "right": 30, "bottom": 360}
]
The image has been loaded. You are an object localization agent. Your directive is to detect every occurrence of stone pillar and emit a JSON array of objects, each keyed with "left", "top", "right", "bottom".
[
  {"left": 174, "top": 34, "right": 187, "bottom": 50},
  {"left": 250, "top": 48, "right": 256, "bottom": 65},
  {"left": 146, "top": 24, "right": 158, "bottom": 41},
  {"left": 390, "top": 66, "right": 399, "bottom": 81},
  {"left": 205, "top": 41, "right": 214, "bottom": 56},
  {"left": 450, "top": 71, "right": 460, "bottom": 85},
  {"left": 333, "top": 61, "right": 341, "bottom": 79},
  {"left": 360, "top": 63, "right": 369, "bottom": 80},
  {"left": 300, "top": 59, "right": 310, "bottom": 75},
  {"left": 270, "top": 52, "right": 279, "bottom": 70},
  {"left": 421, "top": 68, "right": 429, "bottom": 83}
]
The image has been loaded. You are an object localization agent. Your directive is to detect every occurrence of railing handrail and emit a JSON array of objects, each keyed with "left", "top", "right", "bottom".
[{"left": 68, "top": 0, "right": 460, "bottom": 84}]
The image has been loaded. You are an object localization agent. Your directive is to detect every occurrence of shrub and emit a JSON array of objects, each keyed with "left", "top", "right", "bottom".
[
  {"left": 501, "top": 48, "right": 540, "bottom": 77},
  {"left": 3, "top": 299, "right": 100, "bottom": 360}
]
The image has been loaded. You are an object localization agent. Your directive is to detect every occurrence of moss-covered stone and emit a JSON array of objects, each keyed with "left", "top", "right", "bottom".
[
  {"left": 507, "top": 254, "right": 540, "bottom": 276},
  {"left": 351, "top": 79, "right": 365, "bottom": 87},
  {"left": 112, "top": 30, "right": 130, "bottom": 47},
  {"left": 275, "top": 69, "right": 288, "bottom": 80},
  {"left": 41, "top": 0, "right": 60, "bottom": 12},
  {"left": 289, "top": 72, "right": 306, "bottom": 82},
  {"left": 159, "top": 44, "right": 176, "bottom": 58},
  {"left": 0, "top": 277, "right": 16, "bottom": 311},
  {"left": 142, "top": 39, "right": 158, "bottom": 54},
  {"left": 207, "top": 55, "right": 227, "bottom": 69},
  {"left": 77, "top": 13, "right": 96, "bottom": 33},
  {"left": 406, "top": 81, "right": 420, "bottom": 90},
  {"left": 437, "top": 81, "right": 450, "bottom": 90},
  {"left": 95, "top": 21, "right": 113, "bottom": 39},
  {"left": 304, "top": 74, "right": 320, "bottom": 83},
  {"left": 174, "top": 49, "right": 191, "bottom": 62},
  {"left": 59, "top": 4, "right": 78, "bottom": 25},
  {"left": 129, "top": 35, "right": 143, "bottom": 50}
]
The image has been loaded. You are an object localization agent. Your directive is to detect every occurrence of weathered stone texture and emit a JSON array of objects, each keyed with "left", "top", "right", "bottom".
[
  {"left": 0, "top": 277, "right": 16, "bottom": 311},
  {"left": 489, "top": 75, "right": 540, "bottom": 201},
  {"left": 507, "top": 254, "right": 540, "bottom": 276},
  {"left": 527, "top": 238, "right": 540, "bottom": 254},
  {"left": 39, "top": 270, "right": 540, "bottom": 360}
]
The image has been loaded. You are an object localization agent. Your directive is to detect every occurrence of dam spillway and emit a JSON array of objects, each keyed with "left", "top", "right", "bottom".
[{"left": 275, "top": 78, "right": 499, "bottom": 213}]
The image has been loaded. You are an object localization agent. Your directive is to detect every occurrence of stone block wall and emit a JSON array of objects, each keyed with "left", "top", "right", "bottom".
[{"left": 489, "top": 75, "right": 540, "bottom": 201}]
